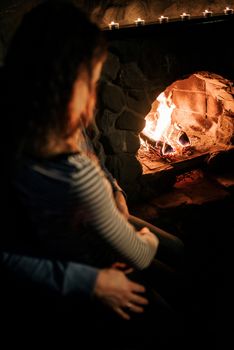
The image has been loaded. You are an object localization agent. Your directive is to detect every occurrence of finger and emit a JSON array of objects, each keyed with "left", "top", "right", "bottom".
[
  {"left": 138, "top": 227, "right": 150, "bottom": 236},
  {"left": 112, "top": 262, "right": 127, "bottom": 269},
  {"left": 112, "top": 263, "right": 133, "bottom": 273},
  {"left": 129, "top": 293, "right": 149, "bottom": 305},
  {"left": 127, "top": 304, "right": 144, "bottom": 314},
  {"left": 129, "top": 281, "right": 146, "bottom": 293},
  {"left": 114, "top": 307, "right": 130, "bottom": 320}
]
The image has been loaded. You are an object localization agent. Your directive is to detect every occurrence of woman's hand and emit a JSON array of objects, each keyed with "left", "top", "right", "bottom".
[
  {"left": 111, "top": 261, "right": 133, "bottom": 274},
  {"left": 94, "top": 268, "right": 148, "bottom": 320},
  {"left": 137, "top": 227, "right": 159, "bottom": 251}
]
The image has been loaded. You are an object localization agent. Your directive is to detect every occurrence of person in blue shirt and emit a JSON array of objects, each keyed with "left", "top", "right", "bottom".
[{"left": 1, "top": 250, "right": 147, "bottom": 320}]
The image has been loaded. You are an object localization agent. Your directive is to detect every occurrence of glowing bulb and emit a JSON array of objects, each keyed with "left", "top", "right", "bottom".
[
  {"left": 203, "top": 9, "right": 213, "bottom": 17},
  {"left": 224, "top": 7, "right": 233, "bottom": 15},
  {"left": 180, "top": 12, "right": 191, "bottom": 20},
  {"left": 108, "top": 21, "right": 119, "bottom": 30},
  {"left": 135, "top": 18, "right": 145, "bottom": 26},
  {"left": 159, "top": 15, "right": 169, "bottom": 23}
]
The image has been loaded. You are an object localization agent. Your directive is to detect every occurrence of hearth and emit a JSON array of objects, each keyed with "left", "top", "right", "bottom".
[{"left": 137, "top": 71, "right": 234, "bottom": 174}]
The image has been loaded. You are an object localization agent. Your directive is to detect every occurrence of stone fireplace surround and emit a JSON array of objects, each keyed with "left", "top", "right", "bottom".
[
  {"left": 95, "top": 13, "right": 234, "bottom": 201},
  {"left": 96, "top": 18, "right": 233, "bottom": 343}
]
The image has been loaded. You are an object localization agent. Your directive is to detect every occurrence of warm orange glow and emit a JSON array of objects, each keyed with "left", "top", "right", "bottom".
[{"left": 139, "top": 72, "right": 234, "bottom": 161}]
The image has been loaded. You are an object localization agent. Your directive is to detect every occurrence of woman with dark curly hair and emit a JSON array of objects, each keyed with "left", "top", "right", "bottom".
[{"left": 3, "top": 1, "right": 158, "bottom": 271}]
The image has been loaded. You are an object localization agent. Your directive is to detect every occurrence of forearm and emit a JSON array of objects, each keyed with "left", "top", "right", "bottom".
[
  {"left": 1, "top": 251, "right": 98, "bottom": 297},
  {"left": 76, "top": 158, "right": 157, "bottom": 269}
]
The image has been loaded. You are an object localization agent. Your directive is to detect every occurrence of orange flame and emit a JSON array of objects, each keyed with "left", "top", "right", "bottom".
[{"left": 142, "top": 92, "right": 175, "bottom": 142}]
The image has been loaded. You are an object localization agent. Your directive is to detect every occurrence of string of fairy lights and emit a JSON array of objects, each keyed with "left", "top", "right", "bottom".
[{"left": 108, "top": 6, "right": 234, "bottom": 29}]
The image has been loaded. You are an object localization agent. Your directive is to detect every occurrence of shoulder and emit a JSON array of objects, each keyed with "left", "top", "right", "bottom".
[
  {"left": 15, "top": 152, "right": 99, "bottom": 184},
  {"left": 14, "top": 153, "right": 111, "bottom": 198}
]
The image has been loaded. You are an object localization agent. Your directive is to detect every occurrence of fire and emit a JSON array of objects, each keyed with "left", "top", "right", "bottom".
[
  {"left": 143, "top": 92, "right": 175, "bottom": 142},
  {"left": 142, "top": 92, "right": 176, "bottom": 152},
  {"left": 141, "top": 91, "right": 190, "bottom": 156},
  {"left": 139, "top": 72, "right": 234, "bottom": 164}
]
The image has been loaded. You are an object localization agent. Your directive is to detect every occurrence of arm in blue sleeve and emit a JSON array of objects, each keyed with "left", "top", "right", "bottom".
[{"left": 0, "top": 252, "right": 98, "bottom": 298}]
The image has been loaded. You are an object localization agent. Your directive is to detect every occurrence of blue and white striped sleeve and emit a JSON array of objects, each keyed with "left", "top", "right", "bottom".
[{"left": 70, "top": 155, "right": 157, "bottom": 270}]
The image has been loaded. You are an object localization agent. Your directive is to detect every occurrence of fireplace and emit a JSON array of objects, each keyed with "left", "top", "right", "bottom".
[
  {"left": 95, "top": 13, "right": 234, "bottom": 201},
  {"left": 138, "top": 72, "right": 234, "bottom": 169}
]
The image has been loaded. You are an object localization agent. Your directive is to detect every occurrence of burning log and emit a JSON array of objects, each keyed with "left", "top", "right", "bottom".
[
  {"left": 140, "top": 132, "right": 158, "bottom": 149},
  {"left": 178, "top": 131, "right": 190, "bottom": 147},
  {"left": 142, "top": 72, "right": 234, "bottom": 156},
  {"left": 140, "top": 132, "right": 174, "bottom": 156},
  {"left": 161, "top": 142, "right": 174, "bottom": 154}
]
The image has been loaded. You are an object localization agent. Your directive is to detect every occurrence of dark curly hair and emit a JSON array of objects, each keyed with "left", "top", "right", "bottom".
[{"left": 4, "top": 0, "right": 107, "bottom": 156}]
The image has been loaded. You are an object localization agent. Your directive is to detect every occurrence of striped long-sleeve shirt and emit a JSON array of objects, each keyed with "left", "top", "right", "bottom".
[{"left": 13, "top": 153, "right": 157, "bottom": 270}]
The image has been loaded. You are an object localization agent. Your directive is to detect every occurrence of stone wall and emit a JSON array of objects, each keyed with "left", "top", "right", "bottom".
[
  {"left": 1, "top": 0, "right": 234, "bottom": 63},
  {"left": 73, "top": 0, "right": 234, "bottom": 28}
]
